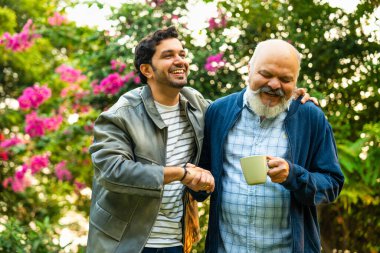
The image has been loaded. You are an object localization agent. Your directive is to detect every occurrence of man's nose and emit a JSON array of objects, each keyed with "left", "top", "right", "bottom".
[
  {"left": 174, "top": 55, "right": 186, "bottom": 66},
  {"left": 267, "top": 78, "right": 281, "bottom": 90}
]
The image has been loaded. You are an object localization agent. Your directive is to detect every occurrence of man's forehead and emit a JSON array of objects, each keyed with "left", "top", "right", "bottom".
[{"left": 156, "top": 38, "right": 185, "bottom": 52}]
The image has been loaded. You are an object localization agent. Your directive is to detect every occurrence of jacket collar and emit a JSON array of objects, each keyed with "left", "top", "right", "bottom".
[
  {"left": 139, "top": 85, "right": 198, "bottom": 129},
  {"left": 236, "top": 88, "right": 246, "bottom": 109},
  {"left": 140, "top": 85, "right": 166, "bottom": 129}
]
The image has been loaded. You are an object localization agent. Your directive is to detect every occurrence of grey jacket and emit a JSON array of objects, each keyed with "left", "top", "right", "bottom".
[{"left": 87, "top": 85, "right": 209, "bottom": 253}]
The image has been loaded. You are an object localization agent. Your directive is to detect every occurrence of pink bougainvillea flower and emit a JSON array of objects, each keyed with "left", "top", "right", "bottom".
[
  {"left": 208, "top": 10, "right": 227, "bottom": 30},
  {"left": 3, "top": 164, "right": 33, "bottom": 193},
  {"left": 14, "top": 165, "right": 28, "bottom": 180},
  {"left": 0, "top": 19, "right": 40, "bottom": 52},
  {"left": 60, "top": 83, "right": 80, "bottom": 97},
  {"left": 10, "top": 171, "right": 33, "bottom": 193},
  {"left": 92, "top": 73, "right": 125, "bottom": 95},
  {"left": 25, "top": 112, "right": 63, "bottom": 137},
  {"left": 146, "top": 0, "right": 165, "bottom": 7},
  {"left": 0, "top": 151, "right": 8, "bottom": 161},
  {"left": 204, "top": 53, "right": 226, "bottom": 73},
  {"left": 0, "top": 137, "right": 23, "bottom": 148},
  {"left": 2, "top": 177, "right": 13, "bottom": 188},
  {"left": 110, "top": 60, "right": 127, "bottom": 73},
  {"left": 55, "top": 64, "right": 86, "bottom": 84},
  {"left": 74, "top": 180, "right": 86, "bottom": 192},
  {"left": 134, "top": 76, "right": 141, "bottom": 84},
  {"left": 122, "top": 71, "right": 136, "bottom": 83},
  {"left": 18, "top": 84, "right": 51, "bottom": 110},
  {"left": 44, "top": 115, "right": 63, "bottom": 131},
  {"left": 83, "top": 123, "right": 94, "bottom": 133},
  {"left": 29, "top": 154, "right": 49, "bottom": 174},
  {"left": 92, "top": 71, "right": 141, "bottom": 95},
  {"left": 25, "top": 112, "right": 45, "bottom": 137},
  {"left": 48, "top": 12, "right": 68, "bottom": 26},
  {"left": 55, "top": 161, "right": 72, "bottom": 181},
  {"left": 91, "top": 80, "right": 102, "bottom": 95}
]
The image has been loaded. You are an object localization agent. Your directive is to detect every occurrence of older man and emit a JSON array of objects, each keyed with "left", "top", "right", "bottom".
[{"left": 198, "top": 39, "right": 344, "bottom": 252}]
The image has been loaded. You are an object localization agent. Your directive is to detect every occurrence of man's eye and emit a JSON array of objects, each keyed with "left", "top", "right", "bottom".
[
  {"left": 260, "top": 73, "right": 271, "bottom": 78},
  {"left": 280, "top": 78, "right": 292, "bottom": 83}
]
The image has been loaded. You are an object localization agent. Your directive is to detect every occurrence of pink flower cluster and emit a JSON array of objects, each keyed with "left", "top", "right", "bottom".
[
  {"left": 74, "top": 180, "right": 86, "bottom": 192},
  {"left": 0, "top": 137, "right": 23, "bottom": 148},
  {"left": 48, "top": 12, "right": 68, "bottom": 26},
  {"left": 124, "top": 71, "right": 141, "bottom": 84},
  {"left": 55, "top": 161, "right": 72, "bottom": 181},
  {"left": 30, "top": 154, "right": 50, "bottom": 174},
  {"left": 0, "top": 19, "right": 40, "bottom": 52},
  {"left": 2, "top": 154, "right": 49, "bottom": 192},
  {"left": 0, "top": 134, "right": 7, "bottom": 161},
  {"left": 146, "top": 0, "right": 165, "bottom": 7},
  {"left": 2, "top": 151, "right": 86, "bottom": 193},
  {"left": 25, "top": 112, "right": 63, "bottom": 138},
  {"left": 55, "top": 64, "right": 86, "bottom": 84},
  {"left": 55, "top": 161, "right": 86, "bottom": 193},
  {"left": 0, "top": 151, "right": 7, "bottom": 161},
  {"left": 18, "top": 84, "right": 51, "bottom": 110},
  {"left": 59, "top": 84, "right": 91, "bottom": 113},
  {"left": 208, "top": 12, "right": 227, "bottom": 30},
  {"left": 163, "top": 14, "right": 179, "bottom": 23},
  {"left": 92, "top": 71, "right": 140, "bottom": 95},
  {"left": 111, "top": 60, "right": 126, "bottom": 73},
  {"left": 204, "top": 53, "right": 226, "bottom": 73}
]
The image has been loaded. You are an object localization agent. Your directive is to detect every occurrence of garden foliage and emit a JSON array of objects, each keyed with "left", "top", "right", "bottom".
[{"left": 0, "top": 0, "right": 379, "bottom": 252}]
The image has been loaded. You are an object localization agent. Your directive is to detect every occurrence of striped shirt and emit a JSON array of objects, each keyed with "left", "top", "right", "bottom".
[
  {"left": 145, "top": 100, "right": 195, "bottom": 248},
  {"left": 218, "top": 95, "right": 292, "bottom": 253}
]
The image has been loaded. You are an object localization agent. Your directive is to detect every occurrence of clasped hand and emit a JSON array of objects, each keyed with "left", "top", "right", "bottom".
[{"left": 181, "top": 163, "right": 215, "bottom": 193}]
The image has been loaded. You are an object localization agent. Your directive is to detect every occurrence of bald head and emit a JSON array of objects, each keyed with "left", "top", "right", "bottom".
[{"left": 249, "top": 39, "right": 301, "bottom": 80}]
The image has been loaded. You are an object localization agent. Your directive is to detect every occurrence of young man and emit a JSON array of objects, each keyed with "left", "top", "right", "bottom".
[
  {"left": 198, "top": 39, "right": 344, "bottom": 252},
  {"left": 87, "top": 27, "right": 214, "bottom": 253}
]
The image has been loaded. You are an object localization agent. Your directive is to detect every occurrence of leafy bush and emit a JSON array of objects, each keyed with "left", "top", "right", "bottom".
[
  {"left": 0, "top": 0, "right": 379, "bottom": 252},
  {"left": 0, "top": 217, "right": 64, "bottom": 253}
]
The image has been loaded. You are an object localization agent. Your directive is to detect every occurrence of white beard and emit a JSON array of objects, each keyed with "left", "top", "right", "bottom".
[{"left": 245, "top": 87, "right": 292, "bottom": 118}]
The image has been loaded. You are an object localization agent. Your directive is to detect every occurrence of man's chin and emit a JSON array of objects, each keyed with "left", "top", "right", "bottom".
[
  {"left": 169, "top": 81, "right": 187, "bottom": 89},
  {"left": 259, "top": 94, "right": 283, "bottom": 106},
  {"left": 248, "top": 92, "right": 290, "bottom": 118}
]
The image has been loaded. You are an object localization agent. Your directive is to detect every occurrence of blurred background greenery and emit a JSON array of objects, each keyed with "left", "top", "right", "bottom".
[{"left": 0, "top": 0, "right": 379, "bottom": 252}]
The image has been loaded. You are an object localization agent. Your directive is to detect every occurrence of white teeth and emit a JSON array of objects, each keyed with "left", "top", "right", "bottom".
[{"left": 171, "top": 70, "right": 184, "bottom": 74}]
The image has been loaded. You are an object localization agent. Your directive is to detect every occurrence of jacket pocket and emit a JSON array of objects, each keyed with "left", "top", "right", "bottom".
[{"left": 90, "top": 202, "right": 129, "bottom": 241}]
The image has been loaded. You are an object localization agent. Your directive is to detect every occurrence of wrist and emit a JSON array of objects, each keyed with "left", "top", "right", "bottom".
[{"left": 180, "top": 163, "right": 188, "bottom": 182}]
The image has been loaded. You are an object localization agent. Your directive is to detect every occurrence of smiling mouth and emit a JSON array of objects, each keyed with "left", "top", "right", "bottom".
[
  {"left": 170, "top": 69, "right": 186, "bottom": 74},
  {"left": 264, "top": 92, "right": 280, "bottom": 97}
]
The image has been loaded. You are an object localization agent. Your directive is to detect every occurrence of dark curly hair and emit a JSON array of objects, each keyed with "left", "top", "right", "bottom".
[{"left": 134, "top": 26, "right": 179, "bottom": 84}]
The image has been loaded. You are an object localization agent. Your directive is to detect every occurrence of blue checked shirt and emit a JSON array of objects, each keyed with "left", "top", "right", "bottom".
[{"left": 218, "top": 96, "right": 292, "bottom": 253}]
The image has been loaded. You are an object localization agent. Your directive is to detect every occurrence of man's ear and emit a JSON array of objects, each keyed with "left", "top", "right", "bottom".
[{"left": 140, "top": 64, "right": 153, "bottom": 80}]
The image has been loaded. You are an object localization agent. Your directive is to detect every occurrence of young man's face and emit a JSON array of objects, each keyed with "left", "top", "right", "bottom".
[{"left": 149, "top": 38, "right": 189, "bottom": 89}]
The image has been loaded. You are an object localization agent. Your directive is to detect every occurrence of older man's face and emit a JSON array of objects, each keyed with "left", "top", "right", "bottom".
[{"left": 249, "top": 49, "right": 299, "bottom": 107}]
